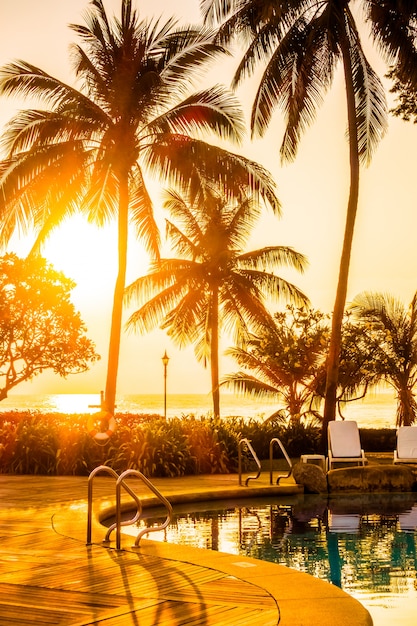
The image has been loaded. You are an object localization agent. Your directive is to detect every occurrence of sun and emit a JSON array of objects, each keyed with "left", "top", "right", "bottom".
[{"left": 40, "top": 215, "right": 151, "bottom": 305}]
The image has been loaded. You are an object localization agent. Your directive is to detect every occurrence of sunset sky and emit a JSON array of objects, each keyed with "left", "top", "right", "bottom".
[{"left": 2, "top": 0, "right": 417, "bottom": 398}]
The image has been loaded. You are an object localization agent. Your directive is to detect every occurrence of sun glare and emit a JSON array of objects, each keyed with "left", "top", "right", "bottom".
[
  {"left": 37, "top": 215, "right": 151, "bottom": 310},
  {"left": 50, "top": 393, "right": 101, "bottom": 414}
]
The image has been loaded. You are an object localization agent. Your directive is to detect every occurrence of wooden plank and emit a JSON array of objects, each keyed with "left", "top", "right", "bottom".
[{"left": 0, "top": 476, "right": 282, "bottom": 625}]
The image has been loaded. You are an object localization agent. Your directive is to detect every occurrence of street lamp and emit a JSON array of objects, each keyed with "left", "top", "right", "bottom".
[{"left": 162, "top": 350, "right": 169, "bottom": 419}]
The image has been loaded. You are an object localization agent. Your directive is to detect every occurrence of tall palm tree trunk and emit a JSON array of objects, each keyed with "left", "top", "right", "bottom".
[
  {"left": 322, "top": 38, "right": 360, "bottom": 448},
  {"left": 104, "top": 172, "right": 129, "bottom": 414},
  {"left": 210, "top": 287, "right": 220, "bottom": 419}
]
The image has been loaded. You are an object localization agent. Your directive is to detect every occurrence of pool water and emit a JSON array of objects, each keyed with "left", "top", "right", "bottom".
[{"left": 124, "top": 493, "right": 417, "bottom": 626}]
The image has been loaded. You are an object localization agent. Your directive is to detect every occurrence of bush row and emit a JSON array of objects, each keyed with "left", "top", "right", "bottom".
[{"left": 0, "top": 411, "right": 396, "bottom": 477}]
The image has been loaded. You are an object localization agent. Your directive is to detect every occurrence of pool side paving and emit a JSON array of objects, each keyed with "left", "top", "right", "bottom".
[{"left": 0, "top": 473, "right": 373, "bottom": 625}]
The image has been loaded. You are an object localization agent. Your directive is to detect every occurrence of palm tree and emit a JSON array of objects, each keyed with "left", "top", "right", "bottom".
[
  {"left": 223, "top": 307, "right": 328, "bottom": 425},
  {"left": 201, "top": 0, "right": 417, "bottom": 443},
  {"left": 0, "top": 0, "right": 280, "bottom": 414},
  {"left": 125, "top": 187, "right": 308, "bottom": 417},
  {"left": 222, "top": 306, "right": 380, "bottom": 425},
  {"left": 350, "top": 291, "right": 417, "bottom": 426}
]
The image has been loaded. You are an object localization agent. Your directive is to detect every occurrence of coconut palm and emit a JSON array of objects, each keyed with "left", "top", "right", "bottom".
[
  {"left": 350, "top": 291, "right": 417, "bottom": 426},
  {"left": 201, "top": 0, "right": 417, "bottom": 441},
  {"left": 0, "top": 0, "right": 280, "bottom": 414},
  {"left": 125, "top": 187, "right": 308, "bottom": 417}
]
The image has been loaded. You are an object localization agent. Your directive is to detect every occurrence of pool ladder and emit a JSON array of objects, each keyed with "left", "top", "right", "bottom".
[
  {"left": 238, "top": 437, "right": 292, "bottom": 486},
  {"left": 87, "top": 465, "right": 173, "bottom": 550}
]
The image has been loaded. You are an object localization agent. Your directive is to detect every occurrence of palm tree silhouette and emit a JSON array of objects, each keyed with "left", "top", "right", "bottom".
[
  {"left": 202, "top": 0, "right": 417, "bottom": 442},
  {"left": 351, "top": 291, "right": 417, "bottom": 426},
  {"left": 125, "top": 186, "right": 308, "bottom": 417},
  {"left": 0, "top": 0, "right": 280, "bottom": 413},
  {"left": 223, "top": 306, "right": 383, "bottom": 424},
  {"left": 223, "top": 307, "right": 328, "bottom": 425}
]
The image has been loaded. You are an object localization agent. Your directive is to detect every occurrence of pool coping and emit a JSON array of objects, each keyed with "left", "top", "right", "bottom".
[{"left": 83, "top": 472, "right": 373, "bottom": 625}]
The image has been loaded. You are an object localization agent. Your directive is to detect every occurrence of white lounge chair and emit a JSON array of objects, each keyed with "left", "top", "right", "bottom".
[
  {"left": 398, "top": 505, "right": 417, "bottom": 532},
  {"left": 327, "top": 420, "right": 367, "bottom": 471},
  {"left": 393, "top": 426, "right": 417, "bottom": 464},
  {"left": 328, "top": 512, "right": 361, "bottom": 533}
]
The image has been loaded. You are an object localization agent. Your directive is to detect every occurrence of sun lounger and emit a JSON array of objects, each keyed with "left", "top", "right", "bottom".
[
  {"left": 393, "top": 426, "right": 417, "bottom": 464},
  {"left": 328, "top": 512, "right": 361, "bottom": 533},
  {"left": 327, "top": 420, "right": 367, "bottom": 471},
  {"left": 398, "top": 505, "right": 417, "bottom": 532}
]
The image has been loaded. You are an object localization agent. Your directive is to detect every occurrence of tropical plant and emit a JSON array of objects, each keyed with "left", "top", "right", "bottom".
[
  {"left": 0, "top": 0, "right": 279, "bottom": 414},
  {"left": 350, "top": 291, "right": 417, "bottom": 426},
  {"left": 0, "top": 253, "right": 99, "bottom": 401},
  {"left": 201, "top": 0, "right": 417, "bottom": 442},
  {"left": 223, "top": 307, "right": 327, "bottom": 425},
  {"left": 125, "top": 187, "right": 308, "bottom": 417},
  {"left": 387, "top": 64, "right": 417, "bottom": 123},
  {"left": 222, "top": 306, "right": 382, "bottom": 427}
]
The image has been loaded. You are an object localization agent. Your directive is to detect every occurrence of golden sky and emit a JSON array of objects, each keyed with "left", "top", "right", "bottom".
[{"left": 2, "top": 0, "right": 417, "bottom": 397}]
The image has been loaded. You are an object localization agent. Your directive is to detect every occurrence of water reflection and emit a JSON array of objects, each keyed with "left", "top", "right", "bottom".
[{"left": 131, "top": 493, "right": 417, "bottom": 625}]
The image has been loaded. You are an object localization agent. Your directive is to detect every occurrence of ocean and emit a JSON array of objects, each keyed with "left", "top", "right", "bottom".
[{"left": 0, "top": 388, "right": 398, "bottom": 429}]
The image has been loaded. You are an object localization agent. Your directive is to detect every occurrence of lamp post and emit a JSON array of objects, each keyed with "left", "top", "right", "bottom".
[{"left": 162, "top": 350, "right": 169, "bottom": 419}]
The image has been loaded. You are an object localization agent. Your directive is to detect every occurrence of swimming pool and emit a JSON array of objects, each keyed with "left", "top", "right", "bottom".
[{"left": 119, "top": 492, "right": 417, "bottom": 626}]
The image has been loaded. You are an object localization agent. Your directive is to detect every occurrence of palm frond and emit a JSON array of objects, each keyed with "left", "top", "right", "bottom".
[
  {"left": 146, "top": 85, "right": 246, "bottom": 144},
  {"left": 128, "top": 166, "right": 160, "bottom": 260},
  {"left": 366, "top": 0, "right": 417, "bottom": 85},
  {"left": 237, "top": 246, "right": 308, "bottom": 273},
  {"left": 201, "top": 0, "right": 234, "bottom": 26},
  {"left": 142, "top": 135, "right": 280, "bottom": 214},
  {"left": 229, "top": 268, "right": 309, "bottom": 307},
  {"left": 221, "top": 371, "right": 284, "bottom": 400},
  {"left": 160, "top": 26, "right": 231, "bottom": 90},
  {"left": 161, "top": 289, "right": 209, "bottom": 348},
  {"left": 165, "top": 220, "right": 199, "bottom": 259},
  {"left": 346, "top": 15, "right": 387, "bottom": 165},
  {"left": 126, "top": 279, "right": 190, "bottom": 334},
  {"left": 276, "top": 17, "right": 334, "bottom": 162}
]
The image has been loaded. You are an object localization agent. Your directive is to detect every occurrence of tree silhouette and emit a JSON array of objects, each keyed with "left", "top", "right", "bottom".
[
  {"left": 0, "top": 0, "right": 279, "bottom": 413},
  {"left": 223, "top": 306, "right": 381, "bottom": 425},
  {"left": 201, "top": 0, "right": 417, "bottom": 443},
  {"left": 0, "top": 253, "right": 99, "bottom": 400},
  {"left": 125, "top": 187, "right": 308, "bottom": 417},
  {"left": 351, "top": 291, "right": 417, "bottom": 426}
]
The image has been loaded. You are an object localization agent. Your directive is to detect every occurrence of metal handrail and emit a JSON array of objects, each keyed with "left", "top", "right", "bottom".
[
  {"left": 269, "top": 438, "right": 292, "bottom": 485},
  {"left": 87, "top": 465, "right": 172, "bottom": 549},
  {"left": 104, "top": 478, "right": 143, "bottom": 546},
  {"left": 87, "top": 465, "right": 121, "bottom": 545},
  {"left": 238, "top": 438, "right": 262, "bottom": 486},
  {"left": 115, "top": 469, "right": 173, "bottom": 549}
]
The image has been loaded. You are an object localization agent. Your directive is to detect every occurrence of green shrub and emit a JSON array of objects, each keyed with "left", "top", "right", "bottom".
[
  {"left": 0, "top": 411, "right": 398, "bottom": 477},
  {"left": 359, "top": 428, "right": 396, "bottom": 452}
]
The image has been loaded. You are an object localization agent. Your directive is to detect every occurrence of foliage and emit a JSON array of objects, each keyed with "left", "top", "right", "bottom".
[
  {"left": 387, "top": 65, "right": 417, "bottom": 123},
  {"left": 125, "top": 187, "right": 308, "bottom": 417},
  {"left": 350, "top": 291, "right": 417, "bottom": 426},
  {"left": 223, "top": 306, "right": 381, "bottom": 425},
  {"left": 0, "top": 410, "right": 397, "bottom": 476},
  {"left": 0, "top": 0, "right": 280, "bottom": 415},
  {"left": 202, "top": 0, "right": 417, "bottom": 437},
  {"left": 359, "top": 428, "right": 396, "bottom": 453},
  {"left": 0, "top": 412, "right": 238, "bottom": 477},
  {"left": 0, "top": 253, "right": 99, "bottom": 401}
]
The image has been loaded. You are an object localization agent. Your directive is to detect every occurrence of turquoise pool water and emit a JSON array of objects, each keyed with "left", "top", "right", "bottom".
[{"left": 122, "top": 493, "right": 417, "bottom": 626}]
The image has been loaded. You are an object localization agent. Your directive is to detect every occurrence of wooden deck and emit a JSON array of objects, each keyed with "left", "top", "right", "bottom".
[
  {"left": 0, "top": 475, "right": 281, "bottom": 625},
  {"left": 0, "top": 474, "right": 372, "bottom": 626},
  {"left": 0, "top": 533, "right": 278, "bottom": 624}
]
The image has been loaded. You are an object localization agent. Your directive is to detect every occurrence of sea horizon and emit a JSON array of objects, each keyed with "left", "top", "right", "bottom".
[{"left": 0, "top": 388, "right": 398, "bottom": 429}]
